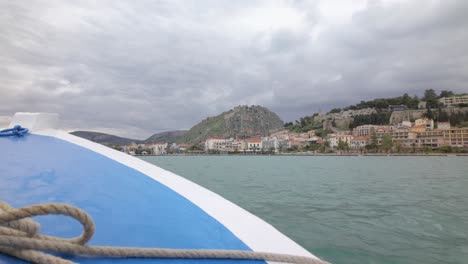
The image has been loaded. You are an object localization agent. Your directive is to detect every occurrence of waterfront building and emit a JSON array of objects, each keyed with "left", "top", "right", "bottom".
[
  {"left": 262, "top": 137, "right": 279, "bottom": 153},
  {"left": 148, "top": 142, "right": 168, "bottom": 155},
  {"left": 350, "top": 136, "right": 369, "bottom": 149},
  {"left": 438, "top": 95, "right": 468, "bottom": 106},
  {"left": 327, "top": 133, "right": 352, "bottom": 148},
  {"left": 246, "top": 138, "right": 262, "bottom": 152},
  {"left": 204, "top": 137, "right": 243, "bottom": 152},
  {"left": 204, "top": 137, "right": 225, "bottom": 151},
  {"left": 391, "top": 127, "right": 418, "bottom": 148},
  {"left": 417, "top": 130, "right": 444, "bottom": 148},
  {"left": 442, "top": 127, "right": 468, "bottom": 147}
]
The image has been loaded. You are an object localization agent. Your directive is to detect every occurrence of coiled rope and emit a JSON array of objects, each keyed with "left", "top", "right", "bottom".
[
  {"left": 0, "top": 125, "right": 29, "bottom": 137},
  {"left": 0, "top": 201, "right": 329, "bottom": 264}
]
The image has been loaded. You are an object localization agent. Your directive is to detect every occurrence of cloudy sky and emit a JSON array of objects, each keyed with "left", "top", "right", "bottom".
[{"left": 1, "top": 0, "right": 467, "bottom": 138}]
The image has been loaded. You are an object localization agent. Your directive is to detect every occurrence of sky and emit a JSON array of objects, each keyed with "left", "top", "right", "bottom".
[{"left": 1, "top": 0, "right": 467, "bottom": 138}]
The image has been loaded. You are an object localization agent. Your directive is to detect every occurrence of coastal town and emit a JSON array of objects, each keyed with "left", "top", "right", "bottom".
[{"left": 119, "top": 94, "right": 468, "bottom": 155}]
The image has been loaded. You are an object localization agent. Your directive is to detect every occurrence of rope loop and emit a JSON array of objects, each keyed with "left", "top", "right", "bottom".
[
  {"left": 0, "top": 201, "right": 329, "bottom": 264},
  {"left": 0, "top": 125, "right": 29, "bottom": 137}
]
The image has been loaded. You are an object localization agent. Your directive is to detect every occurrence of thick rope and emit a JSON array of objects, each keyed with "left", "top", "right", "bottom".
[
  {"left": 0, "top": 125, "right": 29, "bottom": 137},
  {"left": 0, "top": 201, "right": 329, "bottom": 264}
]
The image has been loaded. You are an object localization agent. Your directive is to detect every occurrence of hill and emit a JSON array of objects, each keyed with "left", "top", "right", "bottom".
[
  {"left": 145, "top": 130, "right": 187, "bottom": 143},
  {"left": 285, "top": 89, "right": 468, "bottom": 133},
  {"left": 181, "top": 105, "right": 284, "bottom": 144},
  {"left": 70, "top": 131, "right": 142, "bottom": 146}
]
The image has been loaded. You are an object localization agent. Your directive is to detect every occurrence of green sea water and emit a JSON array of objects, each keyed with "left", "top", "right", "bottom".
[{"left": 139, "top": 156, "right": 468, "bottom": 264}]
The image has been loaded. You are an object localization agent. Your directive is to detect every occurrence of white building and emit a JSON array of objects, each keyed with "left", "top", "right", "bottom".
[
  {"left": 353, "top": 125, "right": 393, "bottom": 137},
  {"left": 352, "top": 125, "right": 376, "bottom": 137},
  {"left": 327, "top": 133, "right": 352, "bottom": 148},
  {"left": 415, "top": 118, "right": 434, "bottom": 130},
  {"left": 204, "top": 137, "right": 243, "bottom": 152},
  {"left": 439, "top": 95, "right": 468, "bottom": 106},
  {"left": 205, "top": 137, "right": 225, "bottom": 151},
  {"left": 149, "top": 143, "right": 168, "bottom": 155},
  {"left": 246, "top": 138, "right": 262, "bottom": 152}
]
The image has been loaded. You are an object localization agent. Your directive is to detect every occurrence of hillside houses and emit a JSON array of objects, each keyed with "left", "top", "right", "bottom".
[
  {"left": 202, "top": 130, "right": 322, "bottom": 153},
  {"left": 120, "top": 119, "right": 468, "bottom": 155},
  {"left": 118, "top": 93, "right": 468, "bottom": 155}
]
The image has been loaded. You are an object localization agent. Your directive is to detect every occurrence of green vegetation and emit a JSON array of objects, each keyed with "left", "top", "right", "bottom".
[
  {"left": 435, "top": 108, "right": 468, "bottom": 126},
  {"left": 365, "top": 131, "right": 379, "bottom": 152},
  {"left": 285, "top": 89, "right": 466, "bottom": 133},
  {"left": 439, "top": 146, "right": 461, "bottom": 153},
  {"left": 423, "top": 89, "right": 438, "bottom": 108},
  {"left": 284, "top": 114, "right": 322, "bottom": 132},
  {"left": 381, "top": 134, "right": 393, "bottom": 153},
  {"left": 350, "top": 112, "right": 391, "bottom": 129},
  {"left": 344, "top": 93, "right": 419, "bottom": 111},
  {"left": 337, "top": 139, "right": 350, "bottom": 151},
  {"left": 182, "top": 105, "right": 284, "bottom": 143},
  {"left": 329, "top": 108, "right": 342, "bottom": 114},
  {"left": 336, "top": 89, "right": 458, "bottom": 112}
]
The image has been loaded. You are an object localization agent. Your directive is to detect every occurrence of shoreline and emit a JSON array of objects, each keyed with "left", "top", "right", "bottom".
[{"left": 135, "top": 153, "right": 468, "bottom": 157}]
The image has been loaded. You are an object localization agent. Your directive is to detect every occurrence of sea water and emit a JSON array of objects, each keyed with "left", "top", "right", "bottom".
[{"left": 140, "top": 156, "right": 468, "bottom": 264}]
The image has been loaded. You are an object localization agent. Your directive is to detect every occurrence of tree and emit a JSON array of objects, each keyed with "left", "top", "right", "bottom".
[
  {"left": 395, "top": 141, "right": 402, "bottom": 153},
  {"left": 337, "top": 139, "right": 349, "bottom": 151},
  {"left": 411, "top": 143, "right": 416, "bottom": 153},
  {"left": 381, "top": 134, "right": 393, "bottom": 153},
  {"left": 350, "top": 112, "right": 391, "bottom": 129},
  {"left": 425, "top": 106, "right": 434, "bottom": 119},
  {"left": 329, "top": 108, "right": 341, "bottom": 114},
  {"left": 439, "top": 90, "right": 454, "bottom": 98},
  {"left": 367, "top": 131, "right": 379, "bottom": 152},
  {"left": 402, "top": 93, "right": 411, "bottom": 106},
  {"left": 318, "top": 144, "right": 326, "bottom": 153},
  {"left": 423, "top": 89, "right": 438, "bottom": 108},
  {"left": 437, "top": 108, "right": 449, "bottom": 122}
]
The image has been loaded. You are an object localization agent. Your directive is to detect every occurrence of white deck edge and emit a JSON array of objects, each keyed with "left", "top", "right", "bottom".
[{"left": 34, "top": 129, "right": 319, "bottom": 261}]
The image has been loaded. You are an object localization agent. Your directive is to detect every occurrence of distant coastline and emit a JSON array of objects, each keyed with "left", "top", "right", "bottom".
[
  {"left": 135, "top": 153, "right": 468, "bottom": 157},
  {"left": 72, "top": 91, "right": 468, "bottom": 155}
]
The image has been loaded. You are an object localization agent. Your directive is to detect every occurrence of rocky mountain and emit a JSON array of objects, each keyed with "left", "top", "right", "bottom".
[
  {"left": 71, "top": 105, "right": 283, "bottom": 145},
  {"left": 181, "top": 105, "right": 284, "bottom": 144},
  {"left": 145, "top": 130, "right": 187, "bottom": 143},
  {"left": 70, "top": 131, "right": 142, "bottom": 146}
]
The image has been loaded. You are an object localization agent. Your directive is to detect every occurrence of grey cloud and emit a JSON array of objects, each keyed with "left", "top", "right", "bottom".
[{"left": 1, "top": 0, "right": 467, "bottom": 138}]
